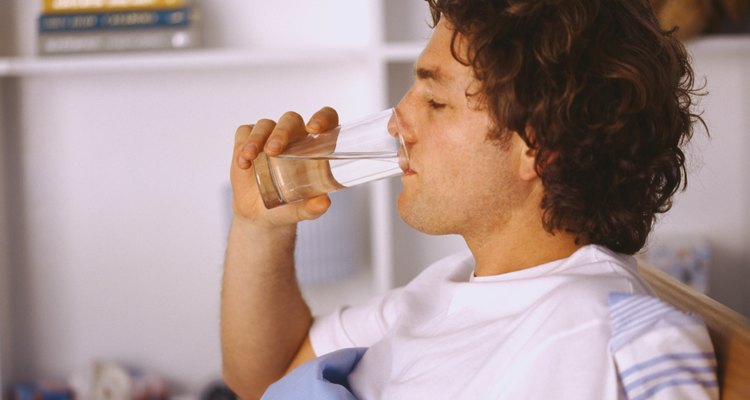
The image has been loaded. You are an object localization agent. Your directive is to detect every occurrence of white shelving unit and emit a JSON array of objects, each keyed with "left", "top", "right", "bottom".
[{"left": 0, "top": 0, "right": 440, "bottom": 396}]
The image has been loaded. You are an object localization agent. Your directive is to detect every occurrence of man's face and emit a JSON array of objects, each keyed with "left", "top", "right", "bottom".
[{"left": 395, "top": 19, "right": 533, "bottom": 238}]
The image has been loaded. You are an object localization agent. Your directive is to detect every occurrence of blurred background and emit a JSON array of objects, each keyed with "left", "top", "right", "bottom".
[{"left": 0, "top": 0, "right": 748, "bottom": 397}]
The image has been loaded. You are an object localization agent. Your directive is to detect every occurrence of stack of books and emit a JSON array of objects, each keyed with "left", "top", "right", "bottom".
[{"left": 37, "top": 0, "right": 202, "bottom": 56}]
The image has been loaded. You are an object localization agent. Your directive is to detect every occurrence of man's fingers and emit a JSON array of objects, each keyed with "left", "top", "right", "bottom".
[
  {"left": 296, "top": 195, "right": 332, "bottom": 221},
  {"left": 234, "top": 107, "right": 340, "bottom": 169},
  {"left": 265, "top": 111, "right": 307, "bottom": 156},
  {"left": 306, "top": 106, "right": 339, "bottom": 134},
  {"left": 234, "top": 124, "right": 254, "bottom": 146},
  {"left": 246, "top": 119, "right": 276, "bottom": 155},
  {"left": 236, "top": 120, "right": 275, "bottom": 169}
]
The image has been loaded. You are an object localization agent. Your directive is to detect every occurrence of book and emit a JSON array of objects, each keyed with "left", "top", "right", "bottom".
[
  {"left": 39, "top": 8, "right": 191, "bottom": 32},
  {"left": 42, "top": 0, "right": 186, "bottom": 14},
  {"left": 38, "top": 27, "right": 201, "bottom": 55},
  {"left": 10, "top": 381, "right": 73, "bottom": 400}
]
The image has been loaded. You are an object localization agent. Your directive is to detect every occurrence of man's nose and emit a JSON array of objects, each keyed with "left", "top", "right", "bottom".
[
  {"left": 391, "top": 105, "right": 415, "bottom": 143},
  {"left": 387, "top": 110, "right": 400, "bottom": 138}
]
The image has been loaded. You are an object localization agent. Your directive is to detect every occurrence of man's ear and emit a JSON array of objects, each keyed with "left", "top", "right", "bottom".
[{"left": 517, "top": 133, "right": 538, "bottom": 181}]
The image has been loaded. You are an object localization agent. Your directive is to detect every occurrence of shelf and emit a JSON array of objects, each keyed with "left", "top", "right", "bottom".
[
  {"left": 2, "top": 35, "right": 744, "bottom": 78},
  {"left": 379, "top": 36, "right": 750, "bottom": 62},
  {"left": 0, "top": 41, "right": 431, "bottom": 77},
  {"left": 0, "top": 46, "right": 370, "bottom": 77},
  {"left": 383, "top": 40, "right": 427, "bottom": 62},
  {"left": 687, "top": 35, "right": 750, "bottom": 55}
]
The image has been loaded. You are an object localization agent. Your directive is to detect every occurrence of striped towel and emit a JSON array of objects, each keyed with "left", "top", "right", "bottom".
[{"left": 608, "top": 293, "right": 719, "bottom": 400}]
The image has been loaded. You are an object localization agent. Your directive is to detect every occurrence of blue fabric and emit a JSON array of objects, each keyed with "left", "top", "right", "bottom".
[{"left": 261, "top": 347, "right": 367, "bottom": 400}]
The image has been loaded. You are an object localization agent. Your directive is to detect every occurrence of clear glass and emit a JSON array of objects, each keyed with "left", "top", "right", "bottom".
[{"left": 254, "top": 108, "right": 409, "bottom": 209}]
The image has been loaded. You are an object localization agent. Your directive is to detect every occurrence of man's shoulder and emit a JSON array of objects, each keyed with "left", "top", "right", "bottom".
[
  {"left": 550, "top": 245, "right": 650, "bottom": 290},
  {"left": 530, "top": 245, "right": 654, "bottom": 324}
]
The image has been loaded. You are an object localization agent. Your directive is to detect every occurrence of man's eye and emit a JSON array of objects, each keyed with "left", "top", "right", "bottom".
[{"left": 428, "top": 100, "right": 446, "bottom": 110}]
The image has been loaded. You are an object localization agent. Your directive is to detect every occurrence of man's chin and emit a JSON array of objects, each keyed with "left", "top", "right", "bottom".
[{"left": 396, "top": 196, "right": 453, "bottom": 236}]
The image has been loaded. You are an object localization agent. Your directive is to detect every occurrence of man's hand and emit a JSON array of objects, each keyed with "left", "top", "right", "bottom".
[{"left": 230, "top": 106, "right": 341, "bottom": 227}]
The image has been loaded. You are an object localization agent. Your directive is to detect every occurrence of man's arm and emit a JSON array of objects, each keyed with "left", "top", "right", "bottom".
[
  {"left": 221, "top": 108, "right": 339, "bottom": 399},
  {"left": 221, "top": 220, "right": 313, "bottom": 399}
]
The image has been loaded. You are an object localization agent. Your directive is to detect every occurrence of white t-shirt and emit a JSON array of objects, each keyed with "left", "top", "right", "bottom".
[{"left": 310, "top": 244, "right": 654, "bottom": 399}]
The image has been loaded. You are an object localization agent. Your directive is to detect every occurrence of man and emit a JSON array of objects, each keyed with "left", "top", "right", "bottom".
[{"left": 222, "top": 0, "right": 709, "bottom": 398}]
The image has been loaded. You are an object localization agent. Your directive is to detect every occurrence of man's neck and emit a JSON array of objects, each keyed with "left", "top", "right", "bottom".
[{"left": 465, "top": 217, "right": 583, "bottom": 277}]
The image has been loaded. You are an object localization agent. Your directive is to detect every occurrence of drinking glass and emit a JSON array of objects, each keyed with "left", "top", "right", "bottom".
[{"left": 253, "top": 108, "right": 409, "bottom": 209}]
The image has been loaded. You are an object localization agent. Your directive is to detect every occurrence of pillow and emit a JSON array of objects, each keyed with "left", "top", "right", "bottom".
[{"left": 261, "top": 347, "right": 367, "bottom": 400}]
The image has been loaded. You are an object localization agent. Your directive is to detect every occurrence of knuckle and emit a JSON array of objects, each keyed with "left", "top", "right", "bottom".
[
  {"left": 249, "top": 120, "right": 275, "bottom": 139},
  {"left": 314, "top": 106, "right": 338, "bottom": 125},
  {"left": 271, "top": 126, "right": 292, "bottom": 140},
  {"left": 281, "top": 111, "right": 304, "bottom": 123},
  {"left": 234, "top": 124, "right": 253, "bottom": 142},
  {"left": 252, "top": 118, "right": 276, "bottom": 136},
  {"left": 320, "top": 106, "right": 337, "bottom": 115}
]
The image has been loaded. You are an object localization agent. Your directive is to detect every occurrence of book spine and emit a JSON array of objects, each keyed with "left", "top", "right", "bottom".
[
  {"left": 38, "top": 27, "right": 200, "bottom": 55},
  {"left": 42, "top": 0, "right": 186, "bottom": 14},
  {"left": 39, "top": 8, "right": 190, "bottom": 32}
]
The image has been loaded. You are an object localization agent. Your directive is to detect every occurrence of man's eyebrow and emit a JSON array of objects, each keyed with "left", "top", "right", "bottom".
[{"left": 415, "top": 66, "right": 448, "bottom": 84}]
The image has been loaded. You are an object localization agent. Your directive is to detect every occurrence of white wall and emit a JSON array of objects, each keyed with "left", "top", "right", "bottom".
[
  {"left": 650, "top": 39, "right": 750, "bottom": 316},
  {"left": 7, "top": 65, "right": 374, "bottom": 394}
]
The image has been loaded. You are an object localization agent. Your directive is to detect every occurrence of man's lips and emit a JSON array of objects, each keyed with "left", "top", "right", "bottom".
[
  {"left": 398, "top": 157, "right": 415, "bottom": 175},
  {"left": 397, "top": 147, "right": 411, "bottom": 174}
]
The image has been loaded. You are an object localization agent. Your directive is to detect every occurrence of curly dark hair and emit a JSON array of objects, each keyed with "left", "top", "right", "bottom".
[{"left": 426, "top": 0, "right": 706, "bottom": 254}]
